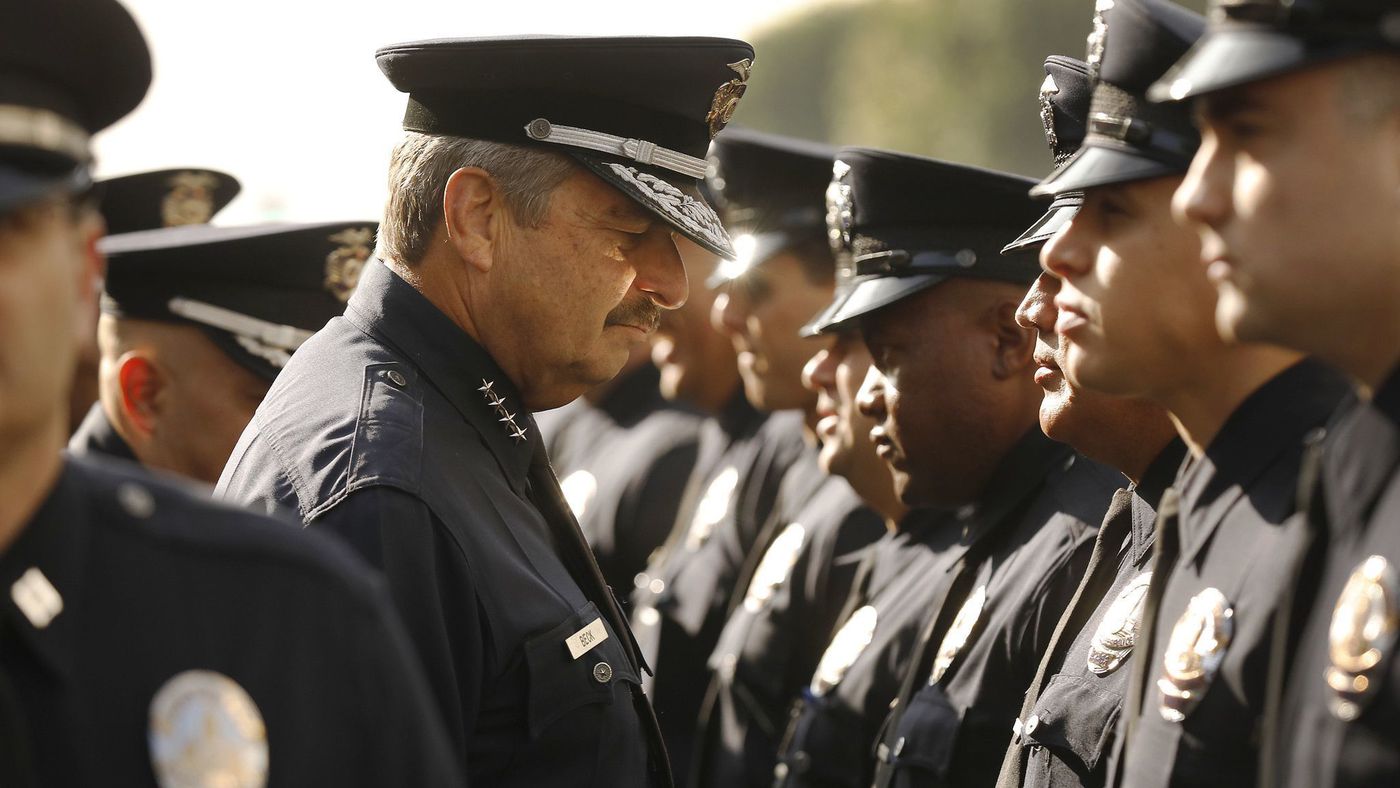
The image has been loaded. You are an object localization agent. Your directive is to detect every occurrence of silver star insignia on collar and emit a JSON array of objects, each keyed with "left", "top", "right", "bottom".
[{"left": 479, "top": 379, "right": 528, "bottom": 443}]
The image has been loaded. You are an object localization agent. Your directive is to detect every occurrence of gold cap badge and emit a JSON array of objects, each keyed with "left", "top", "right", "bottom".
[
  {"left": 161, "top": 171, "right": 219, "bottom": 228},
  {"left": 324, "top": 227, "right": 373, "bottom": 303},
  {"left": 1087, "top": 571, "right": 1152, "bottom": 676},
  {"left": 148, "top": 670, "right": 269, "bottom": 788},
  {"left": 1326, "top": 555, "right": 1399, "bottom": 721},
  {"left": 705, "top": 59, "right": 753, "bottom": 138},
  {"left": 812, "top": 605, "right": 878, "bottom": 696},
  {"left": 1157, "top": 587, "right": 1233, "bottom": 722},
  {"left": 930, "top": 585, "right": 987, "bottom": 685}
]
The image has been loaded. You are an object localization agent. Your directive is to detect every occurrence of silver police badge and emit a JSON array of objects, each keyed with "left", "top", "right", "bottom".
[
  {"left": 1325, "top": 555, "right": 1399, "bottom": 721},
  {"left": 324, "top": 227, "right": 373, "bottom": 303},
  {"left": 1157, "top": 587, "right": 1233, "bottom": 722},
  {"left": 560, "top": 470, "right": 598, "bottom": 520},
  {"left": 742, "top": 522, "right": 807, "bottom": 614},
  {"left": 811, "top": 604, "right": 878, "bottom": 696},
  {"left": 1087, "top": 571, "right": 1152, "bottom": 676},
  {"left": 930, "top": 585, "right": 987, "bottom": 685},
  {"left": 1085, "top": 0, "right": 1116, "bottom": 79},
  {"left": 161, "top": 171, "right": 219, "bottom": 228},
  {"left": 686, "top": 466, "right": 740, "bottom": 551},
  {"left": 148, "top": 670, "right": 268, "bottom": 788},
  {"left": 1039, "top": 73, "right": 1060, "bottom": 153}
]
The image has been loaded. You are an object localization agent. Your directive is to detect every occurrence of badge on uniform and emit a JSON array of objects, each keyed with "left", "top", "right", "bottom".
[
  {"left": 1087, "top": 571, "right": 1152, "bottom": 676},
  {"left": 811, "top": 605, "right": 878, "bottom": 696},
  {"left": 560, "top": 470, "right": 598, "bottom": 519},
  {"left": 930, "top": 585, "right": 986, "bottom": 685},
  {"left": 148, "top": 670, "right": 269, "bottom": 788},
  {"left": 1157, "top": 587, "right": 1233, "bottom": 722},
  {"left": 742, "top": 522, "right": 807, "bottom": 613},
  {"left": 685, "top": 466, "right": 739, "bottom": 551},
  {"left": 1325, "top": 554, "right": 1399, "bottom": 721}
]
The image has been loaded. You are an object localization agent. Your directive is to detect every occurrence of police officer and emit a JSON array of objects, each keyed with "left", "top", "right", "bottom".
[
  {"left": 0, "top": 1, "right": 460, "bottom": 784},
  {"left": 997, "top": 56, "right": 1184, "bottom": 788},
  {"left": 1031, "top": 1, "right": 1352, "bottom": 784},
  {"left": 68, "top": 167, "right": 240, "bottom": 432},
  {"left": 218, "top": 35, "right": 760, "bottom": 786},
  {"left": 1155, "top": 1, "right": 1400, "bottom": 784},
  {"left": 689, "top": 131, "right": 885, "bottom": 788},
  {"left": 69, "top": 220, "right": 375, "bottom": 483}
]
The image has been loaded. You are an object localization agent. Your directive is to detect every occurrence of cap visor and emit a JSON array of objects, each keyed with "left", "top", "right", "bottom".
[
  {"left": 800, "top": 289, "right": 855, "bottom": 337},
  {"left": 1030, "top": 144, "right": 1182, "bottom": 198},
  {"left": 0, "top": 165, "right": 86, "bottom": 214},
  {"left": 1001, "top": 195, "right": 1082, "bottom": 254},
  {"left": 707, "top": 231, "right": 793, "bottom": 288},
  {"left": 572, "top": 153, "right": 734, "bottom": 259},
  {"left": 823, "top": 274, "right": 946, "bottom": 329},
  {"left": 1148, "top": 29, "right": 1311, "bottom": 102}
]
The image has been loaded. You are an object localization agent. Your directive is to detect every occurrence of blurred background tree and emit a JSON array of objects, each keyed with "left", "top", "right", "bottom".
[{"left": 731, "top": 0, "right": 1207, "bottom": 177}]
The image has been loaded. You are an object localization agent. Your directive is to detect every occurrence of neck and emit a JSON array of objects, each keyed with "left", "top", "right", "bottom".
[
  {"left": 849, "top": 462, "right": 907, "bottom": 530},
  {"left": 0, "top": 415, "right": 66, "bottom": 555},
  {"left": 1073, "top": 407, "right": 1177, "bottom": 486},
  {"left": 1156, "top": 344, "right": 1300, "bottom": 457}
]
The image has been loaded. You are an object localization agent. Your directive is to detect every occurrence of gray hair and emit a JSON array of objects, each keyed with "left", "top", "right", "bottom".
[{"left": 377, "top": 132, "right": 576, "bottom": 265}]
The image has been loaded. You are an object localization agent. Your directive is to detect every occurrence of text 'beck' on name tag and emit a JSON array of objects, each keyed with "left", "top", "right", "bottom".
[{"left": 566, "top": 618, "right": 609, "bottom": 660}]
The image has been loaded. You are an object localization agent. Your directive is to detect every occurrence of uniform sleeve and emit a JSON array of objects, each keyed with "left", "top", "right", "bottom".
[{"left": 312, "top": 486, "right": 484, "bottom": 775}]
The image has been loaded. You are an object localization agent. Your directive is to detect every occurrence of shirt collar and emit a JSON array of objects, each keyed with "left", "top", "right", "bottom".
[
  {"left": 66, "top": 402, "right": 136, "bottom": 462},
  {"left": 956, "top": 428, "right": 1072, "bottom": 547},
  {"left": 1127, "top": 437, "right": 1187, "bottom": 567},
  {"left": 345, "top": 259, "right": 537, "bottom": 491}
]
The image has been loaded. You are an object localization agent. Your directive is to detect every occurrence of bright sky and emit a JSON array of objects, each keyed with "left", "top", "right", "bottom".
[{"left": 95, "top": 0, "right": 826, "bottom": 225}]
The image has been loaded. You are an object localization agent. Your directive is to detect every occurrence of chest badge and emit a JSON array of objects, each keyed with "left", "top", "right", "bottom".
[
  {"left": 686, "top": 466, "right": 739, "bottom": 551},
  {"left": 930, "top": 584, "right": 987, "bottom": 685},
  {"left": 1326, "top": 555, "right": 1399, "bottom": 721},
  {"left": 743, "top": 522, "right": 807, "bottom": 614},
  {"left": 149, "top": 670, "right": 268, "bottom": 788},
  {"left": 560, "top": 470, "right": 598, "bottom": 519},
  {"left": 1157, "top": 587, "right": 1233, "bottom": 722},
  {"left": 812, "top": 604, "right": 878, "bottom": 696},
  {"left": 478, "top": 380, "right": 528, "bottom": 443},
  {"left": 1088, "top": 571, "right": 1153, "bottom": 676}
]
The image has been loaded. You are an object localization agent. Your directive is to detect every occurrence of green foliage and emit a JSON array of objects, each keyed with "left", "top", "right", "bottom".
[{"left": 732, "top": 0, "right": 1207, "bottom": 177}]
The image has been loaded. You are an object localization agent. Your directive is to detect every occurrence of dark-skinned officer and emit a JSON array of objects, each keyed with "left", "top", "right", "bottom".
[
  {"left": 218, "top": 35, "right": 760, "bottom": 786},
  {"left": 0, "top": 1, "right": 460, "bottom": 784}
]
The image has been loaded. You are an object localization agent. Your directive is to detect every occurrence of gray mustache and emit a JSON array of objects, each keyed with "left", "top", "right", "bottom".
[{"left": 605, "top": 298, "right": 662, "bottom": 333}]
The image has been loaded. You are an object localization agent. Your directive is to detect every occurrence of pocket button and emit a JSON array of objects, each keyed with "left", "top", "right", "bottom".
[{"left": 593, "top": 662, "right": 613, "bottom": 684}]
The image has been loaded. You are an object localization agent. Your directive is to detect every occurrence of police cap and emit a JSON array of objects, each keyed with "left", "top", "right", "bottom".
[
  {"left": 1003, "top": 56, "right": 1094, "bottom": 254},
  {"left": 1150, "top": 0, "right": 1400, "bottom": 102},
  {"left": 374, "top": 35, "right": 756, "bottom": 259},
  {"left": 0, "top": 0, "right": 151, "bottom": 212},
  {"left": 1032, "top": 0, "right": 1206, "bottom": 198},
  {"left": 99, "top": 221, "right": 376, "bottom": 380},
  {"left": 803, "top": 149, "right": 1043, "bottom": 336},
  {"left": 98, "top": 169, "right": 241, "bottom": 234}
]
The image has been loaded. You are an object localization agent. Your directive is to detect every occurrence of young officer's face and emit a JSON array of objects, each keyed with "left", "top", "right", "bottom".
[
  {"left": 1040, "top": 176, "right": 1216, "bottom": 399},
  {"left": 803, "top": 331, "right": 880, "bottom": 479},
  {"left": 1174, "top": 58, "right": 1400, "bottom": 369}
]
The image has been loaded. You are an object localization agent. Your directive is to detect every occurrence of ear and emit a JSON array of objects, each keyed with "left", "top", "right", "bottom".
[
  {"left": 113, "top": 352, "right": 165, "bottom": 442},
  {"left": 989, "top": 299, "right": 1035, "bottom": 380},
  {"left": 442, "top": 167, "right": 502, "bottom": 274}
]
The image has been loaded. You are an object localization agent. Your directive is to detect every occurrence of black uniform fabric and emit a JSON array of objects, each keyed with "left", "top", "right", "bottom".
[
  {"left": 998, "top": 439, "right": 1186, "bottom": 788},
  {"left": 537, "top": 363, "right": 704, "bottom": 595},
  {"left": 1116, "top": 360, "right": 1351, "bottom": 788},
  {"left": 0, "top": 455, "right": 460, "bottom": 786},
  {"left": 217, "top": 259, "right": 668, "bottom": 787},
  {"left": 67, "top": 402, "right": 136, "bottom": 464},
  {"left": 1274, "top": 364, "right": 1400, "bottom": 788},
  {"left": 630, "top": 395, "right": 810, "bottom": 779},
  {"left": 692, "top": 469, "right": 884, "bottom": 788},
  {"left": 772, "top": 508, "right": 961, "bottom": 788},
  {"left": 870, "top": 435, "right": 1118, "bottom": 788}
]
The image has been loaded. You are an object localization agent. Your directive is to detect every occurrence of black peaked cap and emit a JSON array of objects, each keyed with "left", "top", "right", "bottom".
[
  {"left": 705, "top": 127, "right": 836, "bottom": 285},
  {"left": 375, "top": 36, "right": 756, "bottom": 259},
  {"left": 1004, "top": 55, "right": 1095, "bottom": 254},
  {"left": 1151, "top": 0, "right": 1400, "bottom": 102},
  {"left": 0, "top": 0, "right": 151, "bottom": 211},
  {"left": 1034, "top": 0, "right": 1206, "bottom": 198},
  {"left": 804, "top": 149, "right": 1043, "bottom": 336},
  {"left": 99, "top": 169, "right": 241, "bottom": 234},
  {"left": 100, "top": 221, "right": 377, "bottom": 381}
]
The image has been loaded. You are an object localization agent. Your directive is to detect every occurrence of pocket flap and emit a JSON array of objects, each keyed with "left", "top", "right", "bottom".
[
  {"left": 524, "top": 601, "right": 641, "bottom": 739},
  {"left": 1021, "top": 673, "right": 1122, "bottom": 772}
]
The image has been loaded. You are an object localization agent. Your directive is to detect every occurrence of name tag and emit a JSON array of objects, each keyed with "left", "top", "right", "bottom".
[{"left": 566, "top": 618, "right": 609, "bottom": 660}]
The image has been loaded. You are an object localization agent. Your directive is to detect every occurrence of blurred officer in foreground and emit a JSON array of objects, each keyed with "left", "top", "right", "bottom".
[
  {"left": 0, "top": 1, "right": 460, "bottom": 784},
  {"left": 997, "top": 55, "right": 1184, "bottom": 788},
  {"left": 1156, "top": 0, "right": 1400, "bottom": 784},
  {"left": 690, "top": 133, "right": 884, "bottom": 788},
  {"left": 67, "top": 167, "right": 239, "bottom": 433},
  {"left": 220, "top": 35, "right": 760, "bottom": 786},
  {"left": 69, "top": 221, "right": 373, "bottom": 483},
  {"left": 860, "top": 151, "right": 1118, "bottom": 788},
  {"left": 1033, "top": 1, "right": 1350, "bottom": 784}
]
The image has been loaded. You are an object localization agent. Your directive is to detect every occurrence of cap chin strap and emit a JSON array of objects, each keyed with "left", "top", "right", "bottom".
[
  {"left": 524, "top": 118, "right": 707, "bottom": 179},
  {"left": 167, "top": 297, "right": 314, "bottom": 369}
]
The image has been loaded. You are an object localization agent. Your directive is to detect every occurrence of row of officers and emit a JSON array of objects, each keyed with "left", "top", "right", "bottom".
[{"left": 1, "top": 0, "right": 1397, "bottom": 785}]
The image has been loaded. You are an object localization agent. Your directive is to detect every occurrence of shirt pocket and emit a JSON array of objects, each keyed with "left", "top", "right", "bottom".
[
  {"left": 1021, "top": 673, "right": 1122, "bottom": 773},
  {"left": 523, "top": 601, "right": 642, "bottom": 740},
  {"left": 886, "top": 683, "right": 962, "bottom": 787}
]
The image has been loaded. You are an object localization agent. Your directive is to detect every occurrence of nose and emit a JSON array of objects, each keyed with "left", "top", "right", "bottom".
[
  {"left": 803, "top": 346, "right": 836, "bottom": 394},
  {"left": 1174, "top": 136, "right": 1229, "bottom": 231},
  {"left": 634, "top": 233, "right": 688, "bottom": 310},
  {"left": 856, "top": 365, "right": 887, "bottom": 422},
  {"left": 1016, "top": 272, "right": 1061, "bottom": 334},
  {"left": 1040, "top": 217, "right": 1091, "bottom": 282},
  {"left": 711, "top": 286, "right": 746, "bottom": 337}
]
